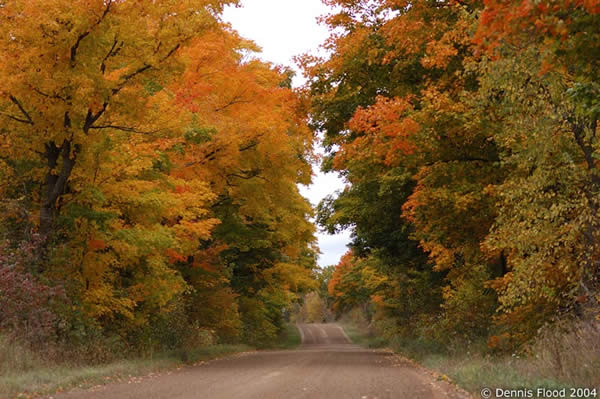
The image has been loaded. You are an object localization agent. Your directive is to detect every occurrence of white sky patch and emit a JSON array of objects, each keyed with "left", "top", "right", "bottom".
[
  {"left": 223, "top": 0, "right": 330, "bottom": 85},
  {"left": 223, "top": 0, "right": 351, "bottom": 267}
]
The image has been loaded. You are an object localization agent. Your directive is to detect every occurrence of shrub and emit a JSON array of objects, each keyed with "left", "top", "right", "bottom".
[{"left": 0, "top": 239, "right": 67, "bottom": 347}]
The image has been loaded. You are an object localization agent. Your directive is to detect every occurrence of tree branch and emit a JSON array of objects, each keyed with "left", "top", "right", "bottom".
[
  {"left": 227, "top": 169, "right": 265, "bottom": 181},
  {"left": 8, "top": 95, "right": 34, "bottom": 125},
  {"left": 239, "top": 140, "right": 260, "bottom": 152},
  {"left": 83, "top": 102, "right": 108, "bottom": 133},
  {"left": 214, "top": 94, "right": 251, "bottom": 112},
  {"left": 32, "top": 88, "right": 68, "bottom": 102},
  {"left": 0, "top": 111, "right": 33, "bottom": 125},
  {"left": 88, "top": 124, "right": 161, "bottom": 135},
  {"left": 424, "top": 155, "right": 499, "bottom": 167},
  {"left": 100, "top": 36, "right": 123, "bottom": 74},
  {"left": 70, "top": 0, "right": 112, "bottom": 65},
  {"left": 111, "top": 64, "right": 152, "bottom": 96},
  {"left": 184, "top": 140, "right": 261, "bottom": 168},
  {"left": 570, "top": 118, "right": 600, "bottom": 187},
  {"left": 111, "top": 44, "right": 181, "bottom": 95}
]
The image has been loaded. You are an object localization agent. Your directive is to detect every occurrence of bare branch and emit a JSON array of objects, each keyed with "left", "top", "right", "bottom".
[
  {"left": 83, "top": 102, "right": 108, "bottom": 133},
  {"left": 0, "top": 111, "right": 33, "bottom": 125},
  {"left": 8, "top": 95, "right": 34, "bottom": 125},
  {"left": 239, "top": 140, "right": 260, "bottom": 152},
  {"left": 88, "top": 124, "right": 161, "bottom": 135},
  {"left": 185, "top": 147, "right": 223, "bottom": 167},
  {"left": 100, "top": 36, "right": 123, "bottom": 74},
  {"left": 32, "top": 88, "right": 68, "bottom": 102},
  {"left": 70, "top": 0, "right": 113, "bottom": 65},
  {"left": 227, "top": 169, "right": 265, "bottom": 181},
  {"left": 214, "top": 96, "right": 252, "bottom": 112},
  {"left": 163, "top": 43, "right": 181, "bottom": 61},
  {"left": 111, "top": 64, "right": 152, "bottom": 96},
  {"left": 184, "top": 140, "right": 262, "bottom": 168}
]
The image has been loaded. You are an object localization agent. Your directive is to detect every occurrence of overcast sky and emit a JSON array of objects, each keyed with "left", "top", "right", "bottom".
[{"left": 222, "top": 0, "right": 352, "bottom": 267}]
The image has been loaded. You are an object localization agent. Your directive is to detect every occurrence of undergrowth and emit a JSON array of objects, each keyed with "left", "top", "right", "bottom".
[
  {"left": 340, "top": 314, "right": 600, "bottom": 397},
  {"left": 0, "top": 334, "right": 252, "bottom": 399}
]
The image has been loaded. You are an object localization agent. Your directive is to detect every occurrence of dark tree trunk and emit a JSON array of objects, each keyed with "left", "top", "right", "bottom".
[
  {"left": 493, "top": 250, "right": 508, "bottom": 278},
  {"left": 571, "top": 117, "right": 600, "bottom": 315},
  {"left": 40, "top": 139, "right": 79, "bottom": 238}
]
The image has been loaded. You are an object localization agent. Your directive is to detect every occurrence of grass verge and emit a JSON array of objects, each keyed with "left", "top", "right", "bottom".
[
  {"left": 339, "top": 321, "right": 596, "bottom": 398},
  {"left": 2, "top": 356, "right": 179, "bottom": 399},
  {"left": 0, "top": 340, "right": 251, "bottom": 399},
  {"left": 267, "top": 323, "right": 302, "bottom": 350},
  {"left": 340, "top": 322, "right": 387, "bottom": 349},
  {"left": 2, "top": 323, "right": 301, "bottom": 399}
]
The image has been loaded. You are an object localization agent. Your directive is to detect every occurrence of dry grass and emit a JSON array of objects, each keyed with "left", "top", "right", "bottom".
[
  {"left": 0, "top": 334, "right": 251, "bottom": 399},
  {"left": 0, "top": 323, "right": 301, "bottom": 398},
  {"left": 0, "top": 334, "right": 50, "bottom": 376},
  {"left": 419, "top": 321, "right": 600, "bottom": 395},
  {"left": 529, "top": 320, "right": 600, "bottom": 387},
  {"left": 341, "top": 318, "right": 600, "bottom": 396}
]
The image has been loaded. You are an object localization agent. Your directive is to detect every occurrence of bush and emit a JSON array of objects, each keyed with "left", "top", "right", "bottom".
[
  {"left": 0, "top": 239, "right": 68, "bottom": 347},
  {"left": 238, "top": 296, "right": 279, "bottom": 346}
]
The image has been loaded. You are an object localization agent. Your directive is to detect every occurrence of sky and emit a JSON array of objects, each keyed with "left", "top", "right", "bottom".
[{"left": 222, "top": 0, "right": 352, "bottom": 267}]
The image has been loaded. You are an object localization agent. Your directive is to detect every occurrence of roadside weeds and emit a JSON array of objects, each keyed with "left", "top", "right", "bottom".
[
  {"left": 1, "top": 344, "right": 252, "bottom": 399},
  {"left": 339, "top": 321, "right": 599, "bottom": 398},
  {"left": 1, "top": 323, "right": 301, "bottom": 399}
]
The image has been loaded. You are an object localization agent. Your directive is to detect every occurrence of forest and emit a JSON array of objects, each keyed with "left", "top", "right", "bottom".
[
  {"left": 0, "top": 0, "right": 599, "bottom": 395},
  {"left": 306, "top": 0, "right": 600, "bottom": 356},
  {"left": 0, "top": 0, "right": 318, "bottom": 364}
]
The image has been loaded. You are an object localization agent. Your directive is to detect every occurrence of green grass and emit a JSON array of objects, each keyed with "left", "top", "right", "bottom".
[
  {"left": 340, "top": 322, "right": 388, "bottom": 349},
  {"left": 267, "top": 323, "right": 302, "bottom": 350},
  {"left": 0, "top": 344, "right": 252, "bottom": 399},
  {"left": 2, "top": 357, "right": 178, "bottom": 399}
]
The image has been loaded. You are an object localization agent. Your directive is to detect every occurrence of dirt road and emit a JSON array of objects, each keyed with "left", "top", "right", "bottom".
[{"left": 54, "top": 323, "right": 470, "bottom": 399}]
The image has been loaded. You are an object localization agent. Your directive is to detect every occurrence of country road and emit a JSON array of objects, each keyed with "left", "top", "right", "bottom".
[{"left": 54, "top": 323, "right": 470, "bottom": 399}]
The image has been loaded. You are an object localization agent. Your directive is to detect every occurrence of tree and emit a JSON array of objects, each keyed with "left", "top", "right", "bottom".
[
  {"left": 0, "top": 0, "right": 319, "bottom": 350},
  {"left": 0, "top": 0, "right": 235, "bottom": 238}
]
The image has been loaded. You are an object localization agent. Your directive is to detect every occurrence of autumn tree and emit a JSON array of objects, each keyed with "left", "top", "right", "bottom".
[
  {"left": 307, "top": 0, "right": 600, "bottom": 350},
  {"left": 0, "top": 0, "right": 318, "bottom": 352},
  {"left": 474, "top": 0, "right": 600, "bottom": 336},
  {"left": 0, "top": 0, "right": 236, "bottom": 238},
  {"left": 303, "top": 0, "right": 504, "bottom": 341}
]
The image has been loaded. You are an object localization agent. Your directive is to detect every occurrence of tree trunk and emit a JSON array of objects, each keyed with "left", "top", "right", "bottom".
[
  {"left": 572, "top": 117, "right": 600, "bottom": 316},
  {"left": 39, "top": 139, "right": 79, "bottom": 238}
]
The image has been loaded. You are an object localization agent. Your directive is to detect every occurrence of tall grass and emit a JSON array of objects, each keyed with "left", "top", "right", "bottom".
[
  {"left": 0, "top": 323, "right": 301, "bottom": 398},
  {"left": 0, "top": 334, "right": 251, "bottom": 399},
  {"left": 529, "top": 320, "right": 600, "bottom": 387},
  {"left": 0, "top": 334, "right": 50, "bottom": 376},
  {"left": 340, "top": 317, "right": 600, "bottom": 396}
]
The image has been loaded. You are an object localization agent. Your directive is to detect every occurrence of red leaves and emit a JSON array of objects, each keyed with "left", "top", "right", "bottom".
[
  {"left": 174, "top": 185, "right": 188, "bottom": 194},
  {"left": 475, "top": 0, "right": 600, "bottom": 68},
  {"left": 88, "top": 239, "right": 106, "bottom": 250},
  {"left": 166, "top": 249, "right": 187, "bottom": 264},
  {"left": 334, "top": 96, "right": 418, "bottom": 170},
  {"left": 0, "top": 240, "right": 68, "bottom": 346}
]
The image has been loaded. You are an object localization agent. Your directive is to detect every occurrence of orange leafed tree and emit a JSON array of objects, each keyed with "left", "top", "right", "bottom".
[{"left": 0, "top": 0, "right": 318, "bottom": 347}]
